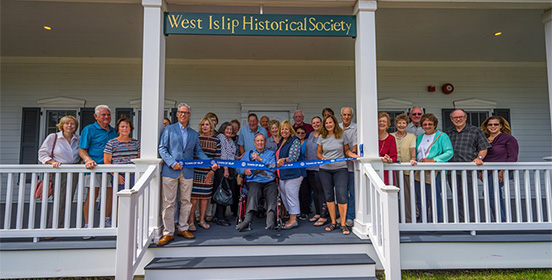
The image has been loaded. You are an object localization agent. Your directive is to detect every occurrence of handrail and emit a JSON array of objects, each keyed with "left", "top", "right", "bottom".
[
  {"left": 115, "top": 164, "right": 158, "bottom": 280},
  {"left": 360, "top": 161, "right": 401, "bottom": 280}
]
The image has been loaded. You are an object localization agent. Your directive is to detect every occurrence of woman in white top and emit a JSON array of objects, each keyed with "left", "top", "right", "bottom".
[
  {"left": 390, "top": 113, "right": 417, "bottom": 223},
  {"left": 38, "top": 115, "right": 80, "bottom": 235}
]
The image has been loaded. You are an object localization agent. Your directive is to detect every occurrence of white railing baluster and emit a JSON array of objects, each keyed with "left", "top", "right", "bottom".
[
  {"left": 482, "top": 170, "right": 490, "bottom": 223},
  {"left": 451, "top": 170, "right": 459, "bottom": 223},
  {"left": 88, "top": 172, "right": 96, "bottom": 228},
  {"left": 471, "top": 170, "right": 479, "bottom": 224},
  {"left": 99, "top": 172, "right": 107, "bottom": 228},
  {"left": 16, "top": 173, "right": 26, "bottom": 229},
  {"left": 534, "top": 170, "right": 543, "bottom": 223},
  {"left": 28, "top": 173, "right": 38, "bottom": 229},
  {"left": 4, "top": 173, "right": 14, "bottom": 229},
  {"left": 441, "top": 170, "right": 448, "bottom": 224},
  {"left": 514, "top": 170, "right": 522, "bottom": 222},
  {"left": 545, "top": 170, "right": 552, "bottom": 222},
  {"left": 524, "top": 170, "right": 533, "bottom": 222},
  {"left": 52, "top": 173, "right": 61, "bottom": 229},
  {"left": 76, "top": 172, "right": 85, "bottom": 228},
  {"left": 492, "top": 170, "right": 500, "bottom": 223},
  {"left": 410, "top": 173, "right": 416, "bottom": 223},
  {"left": 420, "top": 170, "right": 427, "bottom": 223},
  {"left": 112, "top": 171, "right": 119, "bottom": 228},
  {"left": 461, "top": 170, "right": 469, "bottom": 223},
  {"left": 504, "top": 170, "right": 512, "bottom": 223},
  {"left": 399, "top": 171, "right": 405, "bottom": 223},
  {"left": 64, "top": 173, "right": 74, "bottom": 229},
  {"left": 430, "top": 170, "right": 437, "bottom": 223},
  {"left": 40, "top": 172, "right": 49, "bottom": 229}
]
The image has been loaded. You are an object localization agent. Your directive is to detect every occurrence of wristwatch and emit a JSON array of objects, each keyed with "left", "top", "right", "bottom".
[{"left": 477, "top": 155, "right": 483, "bottom": 160}]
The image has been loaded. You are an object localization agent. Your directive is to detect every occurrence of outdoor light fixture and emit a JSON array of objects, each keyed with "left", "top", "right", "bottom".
[
  {"left": 494, "top": 32, "right": 502, "bottom": 36},
  {"left": 43, "top": 26, "right": 52, "bottom": 30}
]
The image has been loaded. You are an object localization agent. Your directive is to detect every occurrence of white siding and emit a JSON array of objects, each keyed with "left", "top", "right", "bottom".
[{"left": 0, "top": 58, "right": 550, "bottom": 164}]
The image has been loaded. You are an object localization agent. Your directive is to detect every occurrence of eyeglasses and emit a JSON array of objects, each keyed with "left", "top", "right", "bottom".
[
  {"left": 487, "top": 123, "right": 500, "bottom": 127},
  {"left": 452, "top": 116, "right": 465, "bottom": 120},
  {"left": 411, "top": 113, "right": 423, "bottom": 116},
  {"left": 177, "top": 111, "right": 190, "bottom": 115},
  {"left": 296, "top": 132, "right": 306, "bottom": 135}
]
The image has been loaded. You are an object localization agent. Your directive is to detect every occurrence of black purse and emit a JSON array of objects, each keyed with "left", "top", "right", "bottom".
[{"left": 213, "top": 177, "right": 233, "bottom": 206}]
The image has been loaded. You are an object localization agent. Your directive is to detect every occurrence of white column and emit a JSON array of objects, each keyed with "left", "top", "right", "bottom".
[
  {"left": 353, "top": 0, "right": 379, "bottom": 237},
  {"left": 140, "top": 0, "right": 166, "bottom": 159},
  {"left": 543, "top": 10, "right": 552, "bottom": 147}
]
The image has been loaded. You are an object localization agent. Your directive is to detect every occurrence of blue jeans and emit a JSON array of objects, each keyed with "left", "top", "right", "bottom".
[
  {"left": 346, "top": 172, "right": 355, "bottom": 220},
  {"left": 414, "top": 173, "right": 443, "bottom": 223},
  {"left": 487, "top": 174, "right": 506, "bottom": 222}
]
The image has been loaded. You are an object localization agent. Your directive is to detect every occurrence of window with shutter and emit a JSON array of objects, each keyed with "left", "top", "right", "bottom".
[
  {"left": 79, "top": 108, "right": 96, "bottom": 133},
  {"left": 20, "top": 108, "right": 41, "bottom": 164}
]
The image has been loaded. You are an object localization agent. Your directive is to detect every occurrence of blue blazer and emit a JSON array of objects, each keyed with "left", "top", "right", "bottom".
[{"left": 158, "top": 123, "right": 209, "bottom": 179}]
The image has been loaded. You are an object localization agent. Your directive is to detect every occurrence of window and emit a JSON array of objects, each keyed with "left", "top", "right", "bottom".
[
  {"left": 45, "top": 109, "right": 77, "bottom": 136},
  {"left": 442, "top": 108, "right": 511, "bottom": 132}
]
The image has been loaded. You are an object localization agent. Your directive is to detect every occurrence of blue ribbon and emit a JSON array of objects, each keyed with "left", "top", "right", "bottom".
[{"left": 176, "top": 158, "right": 354, "bottom": 170}]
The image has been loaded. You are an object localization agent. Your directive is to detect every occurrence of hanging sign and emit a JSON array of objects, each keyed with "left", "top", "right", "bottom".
[{"left": 164, "top": 13, "right": 356, "bottom": 37}]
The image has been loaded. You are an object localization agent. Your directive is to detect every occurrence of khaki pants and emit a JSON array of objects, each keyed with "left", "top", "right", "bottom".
[
  {"left": 402, "top": 174, "right": 419, "bottom": 223},
  {"left": 162, "top": 175, "right": 193, "bottom": 236}
]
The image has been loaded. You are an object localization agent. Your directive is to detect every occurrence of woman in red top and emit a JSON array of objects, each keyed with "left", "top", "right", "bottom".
[{"left": 378, "top": 112, "right": 398, "bottom": 185}]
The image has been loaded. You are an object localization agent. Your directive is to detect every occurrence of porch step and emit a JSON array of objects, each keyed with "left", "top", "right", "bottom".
[{"left": 144, "top": 254, "right": 376, "bottom": 280}]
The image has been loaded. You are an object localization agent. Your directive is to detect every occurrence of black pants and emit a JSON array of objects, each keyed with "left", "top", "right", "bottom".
[
  {"left": 447, "top": 172, "right": 476, "bottom": 222},
  {"left": 307, "top": 170, "right": 327, "bottom": 217},
  {"left": 299, "top": 173, "right": 312, "bottom": 215},
  {"left": 213, "top": 168, "right": 236, "bottom": 220}
]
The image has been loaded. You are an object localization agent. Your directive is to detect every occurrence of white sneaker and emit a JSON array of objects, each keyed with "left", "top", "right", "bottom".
[
  {"left": 346, "top": 219, "right": 354, "bottom": 227},
  {"left": 83, "top": 224, "right": 94, "bottom": 240},
  {"left": 105, "top": 217, "right": 112, "bottom": 227}
]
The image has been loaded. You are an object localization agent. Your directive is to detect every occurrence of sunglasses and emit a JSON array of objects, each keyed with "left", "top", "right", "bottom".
[
  {"left": 487, "top": 123, "right": 500, "bottom": 127},
  {"left": 411, "top": 113, "right": 423, "bottom": 116},
  {"left": 296, "top": 132, "right": 306, "bottom": 134}
]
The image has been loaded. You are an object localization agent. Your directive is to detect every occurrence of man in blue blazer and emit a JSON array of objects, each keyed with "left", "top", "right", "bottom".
[{"left": 157, "top": 103, "right": 216, "bottom": 246}]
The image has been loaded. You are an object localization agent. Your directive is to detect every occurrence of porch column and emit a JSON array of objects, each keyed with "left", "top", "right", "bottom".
[
  {"left": 140, "top": 0, "right": 166, "bottom": 158},
  {"left": 543, "top": 10, "right": 552, "bottom": 147},
  {"left": 136, "top": 0, "right": 166, "bottom": 238},
  {"left": 353, "top": 0, "right": 379, "bottom": 236}
]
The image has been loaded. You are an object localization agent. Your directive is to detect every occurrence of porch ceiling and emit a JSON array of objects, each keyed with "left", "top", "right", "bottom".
[{"left": 0, "top": 0, "right": 549, "bottom": 61}]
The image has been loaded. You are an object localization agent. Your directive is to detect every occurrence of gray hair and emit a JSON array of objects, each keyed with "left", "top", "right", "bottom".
[
  {"left": 450, "top": 108, "right": 467, "bottom": 118},
  {"left": 177, "top": 103, "right": 191, "bottom": 111},
  {"left": 293, "top": 109, "right": 304, "bottom": 116},
  {"left": 340, "top": 107, "right": 354, "bottom": 115},
  {"left": 94, "top": 105, "right": 111, "bottom": 115}
]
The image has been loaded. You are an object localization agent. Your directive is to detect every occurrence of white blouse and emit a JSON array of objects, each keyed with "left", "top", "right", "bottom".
[{"left": 38, "top": 132, "right": 80, "bottom": 164}]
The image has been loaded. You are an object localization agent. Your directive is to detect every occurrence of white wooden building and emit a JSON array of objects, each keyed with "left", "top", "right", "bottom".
[{"left": 1, "top": 0, "right": 551, "bottom": 279}]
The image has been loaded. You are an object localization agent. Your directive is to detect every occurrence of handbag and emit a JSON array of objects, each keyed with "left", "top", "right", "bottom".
[
  {"left": 34, "top": 134, "right": 58, "bottom": 200},
  {"left": 213, "top": 177, "right": 233, "bottom": 206},
  {"left": 414, "top": 132, "right": 442, "bottom": 182}
]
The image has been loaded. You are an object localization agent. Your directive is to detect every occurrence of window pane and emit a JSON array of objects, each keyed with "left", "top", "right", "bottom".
[{"left": 46, "top": 110, "right": 77, "bottom": 135}]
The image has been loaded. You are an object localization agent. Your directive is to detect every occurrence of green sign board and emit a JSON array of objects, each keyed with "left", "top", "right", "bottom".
[{"left": 164, "top": 13, "right": 356, "bottom": 37}]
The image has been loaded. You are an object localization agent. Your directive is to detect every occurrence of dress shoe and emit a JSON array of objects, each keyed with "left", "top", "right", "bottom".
[
  {"left": 282, "top": 222, "right": 299, "bottom": 230},
  {"left": 157, "top": 235, "right": 174, "bottom": 246},
  {"left": 177, "top": 230, "right": 195, "bottom": 239}
]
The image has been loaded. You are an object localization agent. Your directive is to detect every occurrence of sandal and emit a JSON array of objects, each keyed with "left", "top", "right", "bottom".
[
  {"left": 309, "top": 215, "right": 320, "bottom": 222},
  {"left": 198, "top": 221, "right": 210, "bottom": 230},
  {"left": 189, "top": 223, "right": 197, "bottom": 232},
  {"left": 341, "top": 225, "right": 351, "bottom": 235},
  {"left": 325, "top": 223, "right": 338, "bottom": 232},
  {"left": 314, "top": 218, "right": 327, "bottom": 227}
]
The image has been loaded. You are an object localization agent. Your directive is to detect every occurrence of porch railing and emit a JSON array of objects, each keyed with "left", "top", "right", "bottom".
[
  {"left": 381, "top": 162, "right": 552, "bottom": 232},
  {"left": 0, "top": 164, "right": 137, "bottom": 239},
  {"left": 115, "top": 162, "right": 160, "bottom": 280},
  {"left": 358, "top": 160, "right": 401, "bottom": 280}
]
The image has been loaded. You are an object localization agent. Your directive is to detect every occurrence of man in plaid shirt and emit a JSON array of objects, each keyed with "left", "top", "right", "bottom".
[{"left": 446, "top": 109, "right": 491, "bottom": 222}]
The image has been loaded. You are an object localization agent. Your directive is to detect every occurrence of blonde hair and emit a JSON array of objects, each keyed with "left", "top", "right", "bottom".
[
  {"left": 320, "top": 115, "right": 343, "bottom": 139},
  {"left": 279, "top": 120, "right": 296, "bottom": 139},
  {"left": 198, "top": 117, "right": 215, "bottom": 134},
  {"left": 378, "top": 112, "right": 391, "bottom": 127},
  {"left": 57, "top": 115, "right": 79, "bottom": 132}
]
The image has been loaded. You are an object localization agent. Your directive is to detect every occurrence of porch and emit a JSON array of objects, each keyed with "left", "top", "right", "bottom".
[{"left": 0, "top": 161, "right": 551, "bottom": 279}]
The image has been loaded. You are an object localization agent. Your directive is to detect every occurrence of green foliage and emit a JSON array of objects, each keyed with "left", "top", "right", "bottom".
[{"left": 377, "top": 269, "right": 552, "bottom": 279}]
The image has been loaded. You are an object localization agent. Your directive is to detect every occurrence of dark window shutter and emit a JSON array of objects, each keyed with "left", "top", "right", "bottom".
[
  {"left": 171, "top": 108, "right": 178, "bottom": 124},
  {"left": 20, "top": 108, "right": 41, "bottom": 163},
  {"left": 442, "top": 108, "right": 454, "bottom": 132},
  {"left": 79, "top": 108, "right": 96, "bottom": 133},
  {"left": 115, "top": 108, "right": 134, "bottom": 137},
  {"left": 493, "top": 108, "right": 511, "bottom": 125}
]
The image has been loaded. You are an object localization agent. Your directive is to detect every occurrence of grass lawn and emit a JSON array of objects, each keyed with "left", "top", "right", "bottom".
[{"left": 376, "top": 269, "right": 552, "bottom": 279}]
